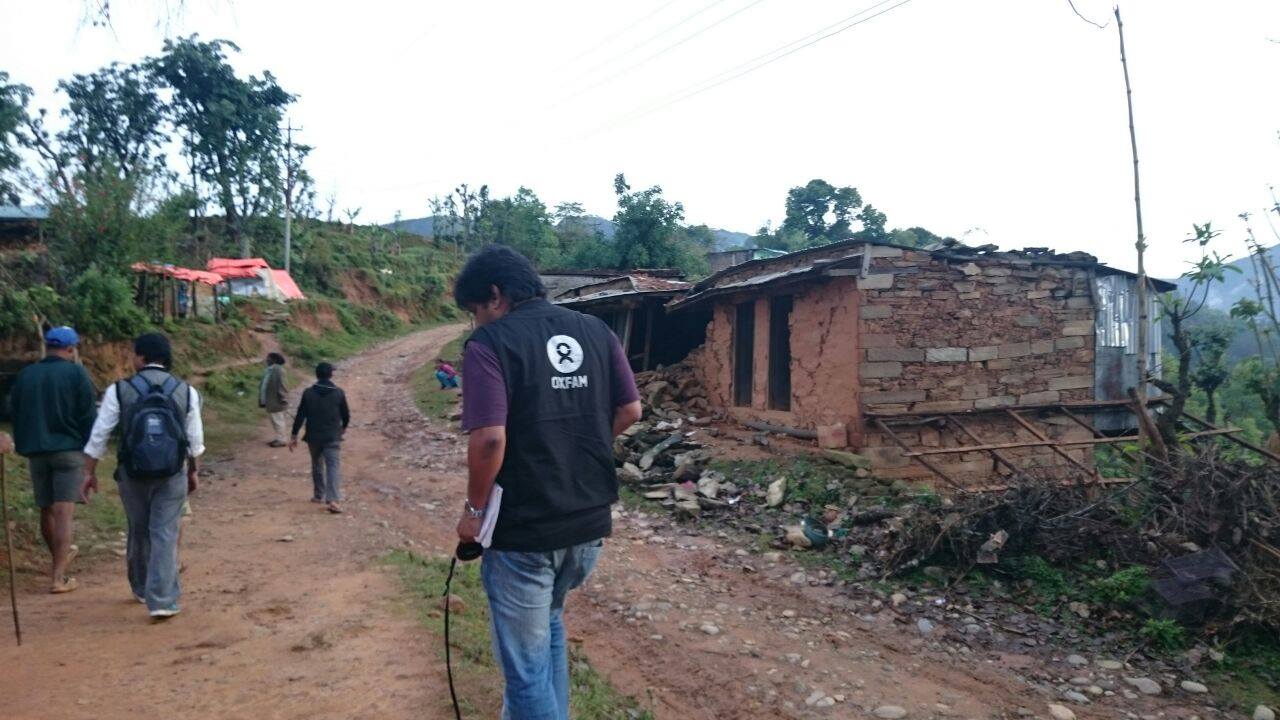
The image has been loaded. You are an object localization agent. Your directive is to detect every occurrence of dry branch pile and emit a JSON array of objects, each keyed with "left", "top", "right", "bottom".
[{"left": 866, "top": 447, "right": 1280, "bottom": 635}]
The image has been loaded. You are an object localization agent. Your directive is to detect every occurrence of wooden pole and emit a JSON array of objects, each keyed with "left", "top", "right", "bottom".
[
  {"left": 1115, "top": 6, "right": 1154, "bottom": 449},
  {"left": 1, "top": 455, "right": 21, "bottom": 645}
]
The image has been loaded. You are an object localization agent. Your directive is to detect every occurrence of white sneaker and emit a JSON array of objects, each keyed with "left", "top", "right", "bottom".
[{"left": 149, "top": 606, "right": 181, "bottom": 619}]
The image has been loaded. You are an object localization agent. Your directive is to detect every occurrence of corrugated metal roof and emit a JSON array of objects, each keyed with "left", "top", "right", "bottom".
[{"left": 0, "top": 205, "right": 50, "bottom": 221}]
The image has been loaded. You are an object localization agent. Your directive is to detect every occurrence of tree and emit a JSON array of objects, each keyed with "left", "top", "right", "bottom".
[
  {"left": 1189, "top": 321, "right": 1233, "bottom": 424},
  {"left": 0, "top": 72, "right": 30, "bottom": 204},
  {"left": 477, "top": 187, "right": 559, "bottom": 267},
  {"left": 611, "top": 173, "right": 686, "bottom": 270},
  {"left": 1152, "top": 222, "right": 1236, "bottom": 444},
  {"left": 781, "top": 179, "right": 861, "bottom": 244},
  {"left": 151, "top": 36, "right": 295, "bottom": 255},
  {"left": 888, "top": 226, "right": 950, "bottom": 248},
  {"left": 57, "top": 62, "right": 164, "bottom": 182},
  {"left": 553, "top": 201, "right": 612, "bottom": 269}
]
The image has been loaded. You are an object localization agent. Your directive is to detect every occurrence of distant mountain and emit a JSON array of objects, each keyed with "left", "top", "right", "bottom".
[
  {"left": 710, "top": 228, "right": 751, "bottom": 251},
  {"left": 386, "top": 214, "right": 751, "bottom": 251},
  {"left": 1172, "top": 243, "right": 1280, "bottom": 311},
  {"left": 385, "top": 216, "right": 436, "bottom": 237}
]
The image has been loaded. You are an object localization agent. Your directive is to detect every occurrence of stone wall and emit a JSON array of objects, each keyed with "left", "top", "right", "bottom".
[{"left": 857, "top": 248, "right": 1098, "bottom": 485}]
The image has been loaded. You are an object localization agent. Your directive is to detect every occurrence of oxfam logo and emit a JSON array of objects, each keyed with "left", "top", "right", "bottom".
[{"left": 546, "top": 335, "right": 584, "bottom": 374}]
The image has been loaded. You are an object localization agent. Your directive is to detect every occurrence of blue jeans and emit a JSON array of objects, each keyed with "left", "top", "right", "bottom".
[
  {"left": 117, "top": 470, "right": 187, "bottom": 611},
  {"left": 481, "top": 540, "right": 603, "bottom": 720}
]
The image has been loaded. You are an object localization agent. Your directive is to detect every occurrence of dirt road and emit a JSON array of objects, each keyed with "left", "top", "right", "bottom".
[{"left": 2, "top": 326, "right": 1196, "bottom": 719}]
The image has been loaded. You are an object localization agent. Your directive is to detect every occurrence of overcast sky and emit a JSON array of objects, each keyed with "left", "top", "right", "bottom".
[{"left": 3, "top": 0, "right": 1279, "bottom": 277}]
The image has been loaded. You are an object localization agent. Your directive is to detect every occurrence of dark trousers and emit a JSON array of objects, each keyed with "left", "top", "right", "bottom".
[{"left": 308, "top": 442, "right": 341, "bottom": 502}]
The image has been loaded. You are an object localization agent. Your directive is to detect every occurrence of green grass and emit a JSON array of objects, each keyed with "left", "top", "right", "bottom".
[
  {"left": 279, "top": 297, "right": 421, "bottom": 365},
  {"left": 384, "top": 550, "right": 653, "bottom": 720},
  {"left": 411, "top": 329, "right": 467, "bottom": 420},
  {"left": 1204, "top": 631, "right": 1280, "bottom": 714}
]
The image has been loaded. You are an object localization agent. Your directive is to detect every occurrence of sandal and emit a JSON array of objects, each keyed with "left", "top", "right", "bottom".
[
  {"left": 51, "top": 577, "right": 78, "bottom": 594},
  {"left": 326, "top": 502, "right": 344, "bottom": 514}
]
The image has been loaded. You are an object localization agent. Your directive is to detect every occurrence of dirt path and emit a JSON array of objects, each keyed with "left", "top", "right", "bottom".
[
  {"left": 1, "top": 326, "right": 462, "bottom": 720},
  {"left": 3, "top": 325, "right": 1204, "bottom": 720}
]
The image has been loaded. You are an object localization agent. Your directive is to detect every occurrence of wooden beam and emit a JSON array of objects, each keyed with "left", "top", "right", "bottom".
[
  {"left": 904, "top": 427, "right": 1245, "bottom": 457},
  {"left": 1004, "top": 409, "right": 1098, "bottom": 478},
  {"left": 1181, "top": 411, "right": 1280, "bottom": 464},
  {"left": 943, "top": 414, "right": 1030, "bottom": 482},
  {"left": 868, "top": 396, "right": 1172, "bottom": 420},
  {"left": 872, "top": 418, "right": 963, "bottom": 490},
  {"left": 641, "top": 303, "right": 655, "bottom": 371}
]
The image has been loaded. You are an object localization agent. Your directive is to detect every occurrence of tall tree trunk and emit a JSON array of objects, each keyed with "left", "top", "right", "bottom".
[{"left": 1205, "top": 390, "right": 1218, "bottom": 426}]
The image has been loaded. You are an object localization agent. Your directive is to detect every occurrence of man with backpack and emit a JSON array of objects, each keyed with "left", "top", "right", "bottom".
[
  {"left": 7, "top": 326, "right": 98, "bottom": 594},
  {"left": 289, "top": 362, "right": 350, "bottom": 514},
  {"left": 82, "top": 332, "right": 204, "bottom": 620}
]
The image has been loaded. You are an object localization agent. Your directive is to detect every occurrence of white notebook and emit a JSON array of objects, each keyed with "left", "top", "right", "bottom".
[{"left": 478, "top": 484, "right": 503, "bottom": 549}]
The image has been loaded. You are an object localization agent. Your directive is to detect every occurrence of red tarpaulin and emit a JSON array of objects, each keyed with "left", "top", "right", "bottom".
[
  {"left": 207, "top": 257, "right": 270, "bottom": 279},
  {"left": 270, "top": 269, "right": 306, "bottom": 300},
  {"left": 131, "top": 262, "right": 224, "bottom": 286}
]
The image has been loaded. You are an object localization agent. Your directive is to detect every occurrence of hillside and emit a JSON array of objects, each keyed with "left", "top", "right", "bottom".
[{"left": 385, "top": 214, "right": 752, "bottom": 252}]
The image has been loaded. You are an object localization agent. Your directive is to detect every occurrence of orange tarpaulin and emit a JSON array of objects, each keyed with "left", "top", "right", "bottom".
[
  {"left": 207, "top": 257, "right": 269, "bottom": 279},
  {"left": 270, "top": 269, "right": 306, "bottom": 300},
  {"left": 131, "top": 262, "right": 224, "bottom": 286}
]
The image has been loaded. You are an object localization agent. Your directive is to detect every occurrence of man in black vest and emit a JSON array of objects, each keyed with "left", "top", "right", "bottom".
[{"left": 455, "top": 245, "right": 641, "bottom": 720}]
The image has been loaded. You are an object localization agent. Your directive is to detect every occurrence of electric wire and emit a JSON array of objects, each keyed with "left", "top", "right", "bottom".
[
  {"left": 553, "top": 0, "right": 684, "bottom": 71},
  {"left": 576, "top": 0, "right": 915, "bottom": 139},
  {"left": 564, "top": 0, "right": 731, "bottom": 86},
  {"left": 556, "top": 0, "right": 772, "bottom": 106}
]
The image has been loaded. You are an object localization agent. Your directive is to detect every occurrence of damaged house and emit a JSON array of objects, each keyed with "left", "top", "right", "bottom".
[
  {"left": 555, "top": 273, "right": 708, "bottom": 372},
  {"left": 665, "top": 240, "right": 1179, "bottom": 488}
]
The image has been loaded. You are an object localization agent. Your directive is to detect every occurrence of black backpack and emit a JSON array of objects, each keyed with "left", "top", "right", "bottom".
[{"left": 118, "top": 374, "right": 189, "bottom": 480}]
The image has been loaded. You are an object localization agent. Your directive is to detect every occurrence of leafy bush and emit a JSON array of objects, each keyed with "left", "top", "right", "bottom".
[
  {"left": 1092, "top": 566, "right": 1150, "bottom": 606},
  {"left": 64, "top": 266, "right": 147, "bottom": 339},
  {"left": 1140, "top": 618, "right": 1188, "bottom": 651}
]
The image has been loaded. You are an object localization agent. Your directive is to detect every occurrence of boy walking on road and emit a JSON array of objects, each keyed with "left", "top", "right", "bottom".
[
  {"left": 82, "top": 332, "right": 204, "bottom": 620},
  {"left": 289, "top": 362, "right": 350, "bottom": 514},
  {"left": 7, "top": 326, "right": 97, "bottom": 594},
  {"left": 260, "top": 352, "right": 289, "bottom": 447},
  {"left": 453, "top": 245, "right": 642, "bottom": 719}
]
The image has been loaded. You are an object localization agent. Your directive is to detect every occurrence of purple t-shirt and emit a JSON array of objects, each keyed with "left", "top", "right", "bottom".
[{"left": 461, "top": 332, "right": 639, "bottom": 431}]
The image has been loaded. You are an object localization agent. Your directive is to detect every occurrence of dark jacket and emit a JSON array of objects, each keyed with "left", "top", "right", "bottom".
[
  {"left": 8, "top": 356, "right": 97, "bottom": 456},
  {"left": 468, "top": 298, "right": 620, "bottom": 552},
  {"left": 291, "top": 380, "right": 349, "bottom": 446}
]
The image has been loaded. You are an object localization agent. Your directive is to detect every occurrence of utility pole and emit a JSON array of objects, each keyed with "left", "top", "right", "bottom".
[
  {"left": 1115, "top": 6, "right": 1166, "bottom": 460},
  {"left": 282, "top": 119, "right": 302, "bottom": 273}
]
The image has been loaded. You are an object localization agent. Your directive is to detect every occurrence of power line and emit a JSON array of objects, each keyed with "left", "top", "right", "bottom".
[
  {"left": 557, "top": 0, "right": 772, "bottom": 106},
  {"left": 565, "top": 0, "right": 731, "bottom": 85},
  {"left": 581, "top": 0, "right": 914, "bottom": 139},
  {"left": 554, "top": 0, "right": 685, "bottom": 71}
]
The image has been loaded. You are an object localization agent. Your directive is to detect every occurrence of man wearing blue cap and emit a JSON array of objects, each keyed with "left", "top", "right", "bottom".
[{"left": 7, "top": 326, "right": 98, "bottom": 594}]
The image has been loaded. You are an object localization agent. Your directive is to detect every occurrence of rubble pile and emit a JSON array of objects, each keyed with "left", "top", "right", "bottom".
[
  {"left": 633, "top": 363, "right": 711, "bottom": 419},
  {"left": 615, "top": 417, "right": 727, "bottom": 517}
]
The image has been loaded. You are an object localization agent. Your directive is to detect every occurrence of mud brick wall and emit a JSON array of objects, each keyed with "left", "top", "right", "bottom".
[
  {"left": 857, "top": 248, "right": 1098, "bottom": 485},
  {"left": 691, "top": 277, "right": 861, "bottom": 444}
]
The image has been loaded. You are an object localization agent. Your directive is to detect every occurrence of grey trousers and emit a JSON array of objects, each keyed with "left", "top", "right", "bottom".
[
  {"left": 117, "top": 471, "right": 186, "bottom": 611},
  {"left": 308, "top": 442, "right": 342, "bottom": 503}
]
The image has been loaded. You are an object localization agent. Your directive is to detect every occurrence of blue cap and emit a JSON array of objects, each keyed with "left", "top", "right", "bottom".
[{"left": 45, "top": 326, "right": 79, "bottom": 348}]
